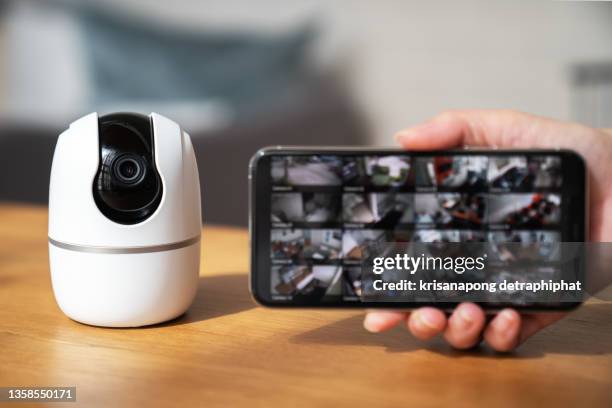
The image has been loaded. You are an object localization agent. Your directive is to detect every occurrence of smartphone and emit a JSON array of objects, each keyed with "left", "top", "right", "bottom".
[{"left": 249, "top": 146, "right": 587, "bottom": 310}]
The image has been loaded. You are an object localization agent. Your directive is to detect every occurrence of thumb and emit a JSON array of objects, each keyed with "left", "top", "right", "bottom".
[{"left": 395, "top": 109, "right": 599, "bottom": 153}]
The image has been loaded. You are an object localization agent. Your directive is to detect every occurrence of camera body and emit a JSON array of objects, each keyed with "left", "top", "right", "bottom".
[{"left": 48, "top": 112, "right": 201, "bottom": 327}]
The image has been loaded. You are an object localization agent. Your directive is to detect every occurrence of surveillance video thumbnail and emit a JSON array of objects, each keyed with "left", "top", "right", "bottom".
[
  {"left": 342, "top": 229, "right": 387, "bottom": 261},
  {"left": 415, "top": 156, "right": 488, "bottom": 189},
  {"left": 343, "top": 156, "right": 413, "bottom": 187},
  {"left": 341, "top": 229, "right": 411, "bottom": 261},
  {"left": 488, "top": 156, "right": 562, "bottom": 190},
  {"left": 488, "top": 156, "right": 529, "bottom": 189},
  {"left": 271, "top": 155, "right": 343, "bottom": 186},
  {"left": 413, "top": 229, "right": 460, "bottom": 243},
  {"left": 271, "top": 265, "right": 342, "bottom": 299},
  {"left": 342, "top": 193, "right": 413, "bottom": 224},
  {"left": 528, "top": 156, "right": 562, "bottom": 188},
  {"left": 271, "top": 192, "right": 341, "bottom": 223},
  {"left": 488, "top": 193, "right": 561, "bottom": 227},
  {"left": 342, "top": 266, "right": 363, "bottom": 298},
  {"left": 414, "top": 193, "right": 486, "bottom": 226},
  {"left": 271, "top": 229, "right": 342, "bottom": 262},
  {"left": 411, "top": 229, "right": 486, "bottom": 259},
  {"left": 488, "top": 230, "right": 561, "bottom": 262}
]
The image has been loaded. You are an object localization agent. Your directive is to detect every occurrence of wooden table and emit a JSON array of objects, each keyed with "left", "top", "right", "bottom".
[{"left": 0, "top": 204, "right": 611, "bottom": 408}]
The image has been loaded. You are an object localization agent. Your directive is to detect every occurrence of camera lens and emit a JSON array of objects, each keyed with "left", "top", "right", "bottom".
[
  {"left": 119, "top": 159, "right": 139, "bottom": 180},
  {"left": 112, "top": 154, "right": 147, "bottom": 186}
]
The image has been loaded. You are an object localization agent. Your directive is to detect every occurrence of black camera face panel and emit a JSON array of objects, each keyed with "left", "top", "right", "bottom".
[{"left": 93, "top": 113, "right": 163, "bottom": 224}]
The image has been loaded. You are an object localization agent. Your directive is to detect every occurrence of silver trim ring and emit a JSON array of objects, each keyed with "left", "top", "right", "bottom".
[{"left": 48, "top": 236, "right": 201, "bottom": 254}]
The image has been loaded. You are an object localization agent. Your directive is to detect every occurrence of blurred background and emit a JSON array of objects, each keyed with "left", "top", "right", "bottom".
[{"left": 1, "top": 0, "right": 611, "bottom": 226}]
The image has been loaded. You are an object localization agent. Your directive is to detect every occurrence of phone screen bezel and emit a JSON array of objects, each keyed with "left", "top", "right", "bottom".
[{"left": 249, "top": 147, "right": 587, "bottom": 310}]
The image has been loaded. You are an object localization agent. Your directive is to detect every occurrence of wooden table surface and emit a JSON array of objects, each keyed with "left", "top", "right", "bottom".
[{"left": 0, "top": 204, "right": 611, "bottom": 408}]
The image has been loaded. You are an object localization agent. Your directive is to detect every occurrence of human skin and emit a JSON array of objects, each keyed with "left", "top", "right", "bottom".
[{"left": 363, "top": 109, "right": 612, "bottom": 351}]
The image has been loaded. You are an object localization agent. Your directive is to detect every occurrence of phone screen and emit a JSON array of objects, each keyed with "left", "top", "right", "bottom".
[{"left": 250, "top": 148, "right": 586, "bottom": 309}]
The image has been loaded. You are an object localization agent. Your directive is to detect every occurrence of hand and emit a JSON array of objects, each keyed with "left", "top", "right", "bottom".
[{"left": 363, "top": 109, "right": 612, "bottom": 351}]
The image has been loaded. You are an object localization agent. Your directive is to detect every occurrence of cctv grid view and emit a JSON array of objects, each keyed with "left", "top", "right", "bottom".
[{"left": 269, "top": 154, "right": 563, "bottom": 302}]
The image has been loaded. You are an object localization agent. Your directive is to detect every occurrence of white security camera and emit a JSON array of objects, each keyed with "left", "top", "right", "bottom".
[{"left": 48, "top": 112, "right": 202, "bottom": 327}]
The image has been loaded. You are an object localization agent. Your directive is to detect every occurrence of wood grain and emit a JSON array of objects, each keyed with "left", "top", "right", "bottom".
[{"left": 0, "top": 204, "right": 611, "bottom": 408}]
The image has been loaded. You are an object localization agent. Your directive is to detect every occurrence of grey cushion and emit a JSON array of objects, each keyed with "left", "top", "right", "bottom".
[{"left": 75, "top": 5, "right": 315, "bottom": 118}]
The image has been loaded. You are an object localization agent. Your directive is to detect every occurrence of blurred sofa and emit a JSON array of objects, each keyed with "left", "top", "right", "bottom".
[
  {"left": 0, "top": 76, "right": 367, "bottom": 226},
  {"left": 0, "top": 2, "right": 368, "bottom": 226}
]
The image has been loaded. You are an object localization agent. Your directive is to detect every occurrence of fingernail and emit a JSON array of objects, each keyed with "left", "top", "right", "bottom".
[
  {"left": 394, "top": 130, "right": 412, "bottom": 143},
  {"left": 394, "top": 122, "right": 435, "bottom": 143},
  {"left": 363, "top": 314, "right": 383, "bottom": 332},
  {"left": 492, "top": 310, "right": 515, "bottom": 334},
  {"left": 456, "top": 307, "right": 475, "bottom": 329},
  {"left": 416, "top": 311, "right": 438, "bottom": 331}
]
